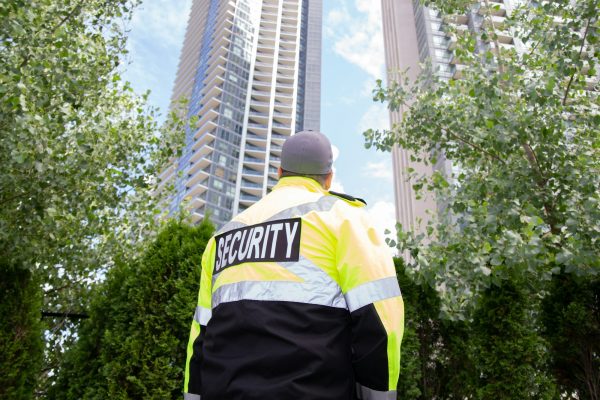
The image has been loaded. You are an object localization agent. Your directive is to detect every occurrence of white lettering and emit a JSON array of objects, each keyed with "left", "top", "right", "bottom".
[
  {"left": 248, "top": 226, "right": 264, "bottom": 258},
  {"left": 269, "top": 223, "right": 283, "bottom": 257},
  {"left": 229, "top": 231, "right": 241, "bottom": 264},
  {"left": 237, "top": 228, "right": 252, "bottom": 260},
  {"left": 285, "top": 221, "right": 299, "bottom": 258},
  {"left": 223, "top": 233, "right": 232, "bottom": 268},
  {"left": 216, "top": 237, "right": 225, "bottom": 271},
  {"left": 261, "top": 225, "right": 271, "bottom": 258}
]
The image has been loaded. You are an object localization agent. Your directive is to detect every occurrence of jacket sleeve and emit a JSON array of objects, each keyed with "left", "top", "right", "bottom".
[
  {"left": 335, "top": 206, "right": 404, "bottom": 399},
  {"left": 184, "top": 238, "right": 215, "bottom": 399}
]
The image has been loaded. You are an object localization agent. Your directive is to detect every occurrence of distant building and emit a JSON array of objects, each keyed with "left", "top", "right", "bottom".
[
  {"left": 160, "top": 0, "right": 322, "bottom": 227},
  {"left": 380, "top": 0, "right": 519, "bottom": 234}
]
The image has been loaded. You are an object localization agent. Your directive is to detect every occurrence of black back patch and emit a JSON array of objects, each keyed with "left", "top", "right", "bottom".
[{"left": 214, "top": 218, "right": 302, "bottom": 274}]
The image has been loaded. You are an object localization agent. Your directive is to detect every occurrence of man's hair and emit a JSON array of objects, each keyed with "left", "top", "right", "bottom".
[{"left": 280, "top": 169, "right": 330, "bottom": 187}]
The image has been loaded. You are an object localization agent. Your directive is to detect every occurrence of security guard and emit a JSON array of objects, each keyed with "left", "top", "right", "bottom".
[{"left": 184, "top": 131, "right": 404, "bottom": 400}]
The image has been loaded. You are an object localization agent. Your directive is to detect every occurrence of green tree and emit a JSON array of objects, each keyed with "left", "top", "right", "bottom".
[
  {"left": 470, "top": 282, "right": 556, "bottom": 399},
  {"left": 0, "top": 266, "right": 44, "bottom": 400},
  {"left": 1, "top": 0, "right": 184, "bottom": 395},
  {"left": 48, "top": 219, "right": 213, "bottom": 400},
  {"left": 541, "top": 274, "right": 600, "bottom": 399},
  {"left": 395, "top": 258, "right": 476, "bottom": 399},
  {"left": 395, "top": 257, "right": 430, "bottom": 399},
  {"left": 366, "top": 0, "right": 600, "bottom": 316},
  {"left": 365, "top": 1, "right": 598, "bottom": 398}
]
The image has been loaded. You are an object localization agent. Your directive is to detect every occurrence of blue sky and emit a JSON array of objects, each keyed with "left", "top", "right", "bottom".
[{"left": 123, "top": 0, "right": 395, "bottom": 235}]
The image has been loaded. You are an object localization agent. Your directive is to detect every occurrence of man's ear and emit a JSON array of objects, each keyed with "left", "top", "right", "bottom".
[
  {"left": 325, "top": 171, "right": 333, "bottom": 190},
  {"left": 278, "top": 167, "right": 283, "bottom": 179}
]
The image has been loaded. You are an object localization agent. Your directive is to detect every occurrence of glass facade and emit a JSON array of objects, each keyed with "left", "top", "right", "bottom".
[{"left": 164, "top": 0, "right": 322, "bottom": 228}]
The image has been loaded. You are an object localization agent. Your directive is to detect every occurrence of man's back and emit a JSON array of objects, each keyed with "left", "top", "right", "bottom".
[
  {"left": 203, "top": 178, "right": 356, "bottom": 399},
  {"left": 184, "top": 132, "right": 403, "bottom": 400}
]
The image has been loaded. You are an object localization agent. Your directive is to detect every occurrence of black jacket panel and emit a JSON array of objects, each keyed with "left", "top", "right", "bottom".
[{"left": 200, "top": 300, "right": 356, "bottom": 400}]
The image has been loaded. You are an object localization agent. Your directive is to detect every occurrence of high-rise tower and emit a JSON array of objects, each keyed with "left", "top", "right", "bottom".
[
  {"left": 380, "top": 0, "right": 518, "bottom": 234},
  {"left": 160, "top": 0, "right": 322, "bottom": 227}
]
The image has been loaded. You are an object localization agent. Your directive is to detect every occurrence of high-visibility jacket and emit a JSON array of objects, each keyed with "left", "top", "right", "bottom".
[{"left": 184, "top": 176, "right": 404, "bottom": 400}]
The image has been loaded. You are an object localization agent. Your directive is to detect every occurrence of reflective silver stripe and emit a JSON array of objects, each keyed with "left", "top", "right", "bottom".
[
  {"left": 345, "top": 277, "right": 401, "bottom": 313},
  {"left": 212, "top": 256, "right": 346, "bottom": 309},
  {"left": 356, "top": 384, "right": 397, "bottom": 400},
  {"left": 183, "top": 393, "right": 201, "bottom": 400},
  {"left": 193, "top": 306, "right": 212, "bottom": 326},
  {"left": 213, "top": 280, "right": 346, "bottom": 309},
  {"left": 265, "top": 195, "right": 338, "bottom": 221},
  {"left": 216, "top": 220, "right": 247, "bottom": 236}
]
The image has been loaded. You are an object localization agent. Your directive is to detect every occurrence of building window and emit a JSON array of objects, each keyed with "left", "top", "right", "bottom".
[{"left": 212, "top": 179, "right": 224, "bottom": 190}]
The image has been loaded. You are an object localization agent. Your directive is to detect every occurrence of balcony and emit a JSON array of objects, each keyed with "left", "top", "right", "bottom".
[
  {"left": 453, "top": 64, "right": 466, "bottom": 79},
  {"left": 279, "top": 46, "right": 295, "bottom": 54},
  {"left": 251, "top": 89, "right": 271, "bottom": 101},
  {"left": 255, "top": 61, "right": 274, "bottom": 72},
  {"left": 253, "top": 80, "right": 272, "bottom": 91},
  {"left": 239, "top": 193, "right": 261, "bottom": 203},
  {"left": 241, "top": 179, "right": 263, "bottom": 189},
  {"left": 478, "top": 2, "right": 507, "bottom": 17},
  {"left": 278, "top": 55, "right": 296, "bottom": 64},
  {"left": 272, "top": 120, "right": 290, "bottom": 129},
  {"left": 245, "top": 131, "right": 268, "bottom": 143},
  {"left": 256, "top": 54, "right": 274, "bottom": 63},
  {"left": 250, "top": 99, "right": 270, "bottom": 111},
  {"left": 269, "top": 153, "right": 281, "bottom": 162},
  {"left": 276, "top": 81, "right": 294, "bottom": 89},
  {"left": 187, "top": 182, "right": 209, "bottom": 199},
  {"left": 242, "top": 167, "right": 264, "bottom": 177},
  {"left": 248, "top": 110, "right": 269, "bottom": 120},
  {"left": 192, "top": 129, "right": 215, "bottom": 150},
  {"left": 189, "top": 143, "right": 214, "bottom": 165},
  {"left": 444, "top": 14, "right": 468, "bottom": 26},
  {"left": 246, "top": 137, "right": 267, "bottom": 154},
  {"left": 270, "top": 131, "right": 289, "bottom": 143},
  {"left": 274, "top": 101, "right": 292, "bottom": 111},
  {"left": 247, "top": 122, "right": 269, "bottom": 131},
  {"left": 244, "top": 154, "right": 264, "bottom": 165}
]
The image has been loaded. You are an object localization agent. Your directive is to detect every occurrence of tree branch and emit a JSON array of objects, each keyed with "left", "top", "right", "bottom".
[
  {"left": 521, "top": 142, "right": 546, "bottom": 185},
  {"left": 483, "top": 0, "right": 505, "bottom": 76},
  {"left": 49, "top": 0, "right": 87, "bottom": 36},
  {"left": 562, "top": 17, "right": 592, "bottom": 106},
  {"left": 41, "top": 311, "right": 89, "bottom": 320},
  {"left": 0, "top": 190, "right": 33, "bottom": 207},
  {"left": 521, "top": 143, "right": 560, "bottom": 233},
  {"left": 446, "top": 129, "right": 507, "bottom": 164},
  {"left": 20, "top": 0, "right": 87, "bottom": 69}
]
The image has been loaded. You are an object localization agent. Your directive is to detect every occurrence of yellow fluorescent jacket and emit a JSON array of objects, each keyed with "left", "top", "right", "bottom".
[{"left": 184, "top": 176, "right": 404, "bottom": 400}]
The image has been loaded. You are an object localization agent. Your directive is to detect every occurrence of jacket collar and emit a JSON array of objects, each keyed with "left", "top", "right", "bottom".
[{"left": 272, "top": 176, "right": 327, "bottom": 194}]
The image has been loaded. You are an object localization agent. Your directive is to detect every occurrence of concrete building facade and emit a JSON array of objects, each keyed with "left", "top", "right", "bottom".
[
  {"left": 160, "top": 0, "right": 322, "bottom": 227},
  {"left": 380, "top": 0, "right": 519, "bottom": 233}
]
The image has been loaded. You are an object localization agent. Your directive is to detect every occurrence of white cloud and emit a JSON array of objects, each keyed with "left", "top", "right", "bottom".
[
  {"left": 331, "top": 144, "right": 346, "bottom": 192},
  {"left": 367, "top": 200, "right": 397, "bottom": 240},
  {"left": 128, "top": 0, "right": 192, "bottom": 48},
  {"left": 357, "top": 103, "right": 390, "bottom": 134},
  {"left": 330, "top": 177, "right": 346, "bottom": 193},
  {"left": 124, "top": 0, "right": 192, "bottom": 111},
  {"left": 362, "top": 159, "right": 393, "bottom": 181},
  {"left": 326, "top": 0, "right": 386, "bottom": 79},
  {"left": 328, "top": 7, "right": 352, "bottom": 26},
  {"left": 332, "top": 144, "right": 340, "bottom": 162},
  {"left": 361, "top": 78, "right": 380, "bottom": 98}
]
